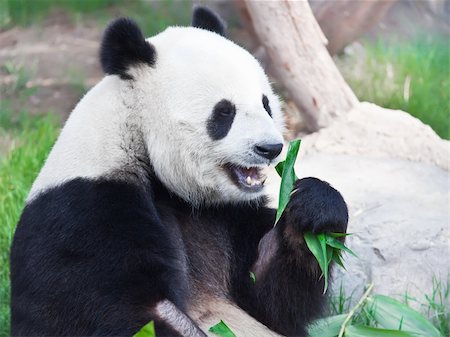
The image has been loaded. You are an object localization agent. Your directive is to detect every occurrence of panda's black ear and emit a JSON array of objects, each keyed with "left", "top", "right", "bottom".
[
  {"left": 192, "top": 6, "right": 227, "bottom": 37},
  {"left": 100, "top": 18, "right": 156, "bottom": 80}
]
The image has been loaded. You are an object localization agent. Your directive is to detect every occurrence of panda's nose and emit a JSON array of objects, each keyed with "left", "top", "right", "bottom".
[{"left": 254, "top": 143, "right": 283, "bottom": 160}]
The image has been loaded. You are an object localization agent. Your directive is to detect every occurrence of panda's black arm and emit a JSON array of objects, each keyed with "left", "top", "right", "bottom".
[
  {"left": 230, "top": 178, "right": 348, "bottom": 336},
  {"left": 229, "top": 209, "right": 327, "bottom": 336},
  {"left": 10, "top": 178, "right": 206, "bottom": 337}
]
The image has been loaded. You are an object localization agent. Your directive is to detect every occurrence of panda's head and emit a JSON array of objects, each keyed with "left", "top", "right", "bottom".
[{"left": 100, "top": 7, "right": 284, "bottom": 206}]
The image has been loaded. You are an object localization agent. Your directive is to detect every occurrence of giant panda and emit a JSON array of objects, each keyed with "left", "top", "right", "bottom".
[{"left": 10, "top": 6, "right": 348, "bottom": 337}]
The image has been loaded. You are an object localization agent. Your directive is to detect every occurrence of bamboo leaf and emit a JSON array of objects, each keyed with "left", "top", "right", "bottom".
[
  {"left": 249, "top": 271, "right": 256, "bottom": 283},
  {"left": 209, "top": 320, "right": 237, "bottom": 337},
  {"left": 367, "top": 295, "right": 442, "bottom": 337},
  {"left": 275, "top": 139, "right": 301, "bottom": 224},
  {"left": 329, "top": 232, "right": 352, "bottom": 238},
  {"left": 304, "top": 232, "right": 327, "bottom": 273},
  {"left": 305, "top": 232, "right": 329, "bottom": 293},
  {"left": 307, "top": 314, "right": 347, "bottom": 337},
  {"left": 331, "top": 250, "right": 346, "bottom": 270},
  {"left": 326, "top": 243, "right": 334, "bottom": 264},
  {"left": 318, "top": 233, "right": 330, "bottom": 293},
  {"left": 275, "top": 161, "right": 284, "bottom": 177},
  {"left": 345, "top": 325, "right": 419, "bottom": 337},
  {"left": 325, "top": 236, "right": 357, "bottom": 257},
  {"left": 133, "top": 321, "right": 156, "bottom": 337}
]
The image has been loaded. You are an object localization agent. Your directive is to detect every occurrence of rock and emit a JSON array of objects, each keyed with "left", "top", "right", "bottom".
[{"left": 300, "top": 102, "right": 450, "bottom": 171}]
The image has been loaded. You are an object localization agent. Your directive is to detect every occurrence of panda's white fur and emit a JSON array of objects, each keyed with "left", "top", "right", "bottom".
[{"left": 29, "top": 26, "right": 284, "bottom": 206}]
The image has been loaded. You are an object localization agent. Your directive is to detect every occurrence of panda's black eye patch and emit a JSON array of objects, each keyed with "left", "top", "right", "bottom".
[
  {"left": 262, "top": 94, "right": 272, "bottom": 117},
  {"left": 207, "top": 99, "right": 236, "bottom": 140}
]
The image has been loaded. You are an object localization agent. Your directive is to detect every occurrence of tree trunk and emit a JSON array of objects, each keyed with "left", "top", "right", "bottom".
[
  {"left": 310, "top": 0, "right": 397, "bottom": 55},
  {"left": 244, "top": 0, "right": 358, "bottom": 132}
]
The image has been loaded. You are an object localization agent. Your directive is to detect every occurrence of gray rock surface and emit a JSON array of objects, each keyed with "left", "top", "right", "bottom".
[
  {"left": 299, "top": 102, "right": 450, "bottom": 171},
  {"left": 266, "top": 154, "right": 449, "bottom": 300}
]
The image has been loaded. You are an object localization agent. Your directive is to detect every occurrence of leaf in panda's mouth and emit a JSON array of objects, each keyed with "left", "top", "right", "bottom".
[{"left": 224, "top": 164, "right": 266, "bottom": 192}]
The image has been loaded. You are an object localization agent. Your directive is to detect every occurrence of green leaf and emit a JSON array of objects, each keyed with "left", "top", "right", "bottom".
[
  {"left": 307, "top": 314, "right": 347, "bottom": 337},
  {"left": 367, "top": 295, "right": 442, "bottom": 337},
  {"left": 275, "top": 139, "right": 301, "bottom": 224},
  {"left": 329, "top": 232, "right": 352, "bottom": 238},
  {"left": 304, "top": 232, "right": 330, "bottom": 293},
  {"left": 249, "top": 271, "right": 256, "bottom": 283},
  {"left": 325, "top": 236, "right": 357, "bottom": 257},
  {"left": 345, "top": 325, "right": 419, "bottom": 337},
  {"left": 331, "top": 249, "right": 346, "bottom": 270},
  {"left": 326, "top": 243, "right": 334, "bottom": 264},
  {"left": 275, "top": 161, "right": 284, "bottom": 177},
  {"left": 133, "top": 321, "right": 156, "bottom": 337},
  {"left": 209, "top": 321, "right": 237, "bottom": 337},
  {"left": 318, "top": 233, "right": 330, "bottom": 293},
  {"left": 304, "top": 233, "right": 326, "bottom": 273}
]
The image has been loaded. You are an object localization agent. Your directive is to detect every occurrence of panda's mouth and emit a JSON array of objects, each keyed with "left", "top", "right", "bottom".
[{"left": 224, "top": 164, "right": 266, "bottom": 192}]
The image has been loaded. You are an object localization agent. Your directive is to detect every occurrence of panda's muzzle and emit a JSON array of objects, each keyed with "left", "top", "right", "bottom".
[{"left": 223, "top": 164, "right": 266, "bottom": 192}]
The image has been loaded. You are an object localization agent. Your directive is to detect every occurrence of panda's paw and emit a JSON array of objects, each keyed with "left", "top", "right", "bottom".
[{"left": 283, "top": 177, "right": 348, "bottom": 236}]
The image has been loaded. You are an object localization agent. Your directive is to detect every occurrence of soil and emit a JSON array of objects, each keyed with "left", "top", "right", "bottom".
[{"left": 0, "top": 12, "right": 103, "bottom": 118}]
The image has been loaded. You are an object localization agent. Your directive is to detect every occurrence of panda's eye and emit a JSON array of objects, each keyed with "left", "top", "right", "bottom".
[{"left": 262, "top": 94, "right": 272, "bottom": 117}]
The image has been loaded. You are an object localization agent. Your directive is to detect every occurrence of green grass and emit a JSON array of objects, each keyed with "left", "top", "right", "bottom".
[
  {"left": 1, "top": 0, "right": 192, "bottom": 36},
  {"left": 328, "top": 276, "right": 450, "bottom": 336},
  {"left": 1, "top": 57, "right": 61, "bottom": 336},
  {"left": 338, "top": 37, "right": 450, "bottom": 140},
  {"left": 411, "top": 276, "right": 450, "bottom": 337},
  {"left": 1, "top": 0, "right": 119, "bottom": 27},
  {"left": 0, "top": 113, "right": 60, "bottom": 337}
]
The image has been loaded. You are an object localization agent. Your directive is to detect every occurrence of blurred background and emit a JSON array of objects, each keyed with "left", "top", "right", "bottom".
[
  {"left": 0, "top": 1, "right": 449, "bottom": 337},
  {"left": 0, "top": 0, "right": 448, "bottom": 138}
]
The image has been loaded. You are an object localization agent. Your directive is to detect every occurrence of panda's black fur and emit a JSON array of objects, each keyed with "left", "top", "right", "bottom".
[
  {"left": 10, "top": 6, "right": 348, "bottom": 337},
  {"left": 192, "top": 6, "right": 227, "bottom": 37},
  {"left": 100, "top": 18, "right": 156, "bottom": 80}
]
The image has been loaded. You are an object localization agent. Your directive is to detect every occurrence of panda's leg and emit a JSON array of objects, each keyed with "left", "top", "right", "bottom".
[
  {"left": 188, "top": 297, "right": 282, "bottom": 337},
  {"left": 153, "top": 300, "right": 208, "bottom": 336},
  {"left": 86, "top": 300, "right": 206, "bottom": 337},
  {"left": 235, "top": 178, "right": 349, "bottom": 336}
]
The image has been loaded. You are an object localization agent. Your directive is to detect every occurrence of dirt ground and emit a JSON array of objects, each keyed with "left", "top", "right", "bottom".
[{"left": 0, "top": 12, "right": 103, "bottom": 118}]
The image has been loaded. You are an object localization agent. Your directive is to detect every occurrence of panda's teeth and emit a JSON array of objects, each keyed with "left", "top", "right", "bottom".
[{"left": 246, "top": 176, "right": 252, "bottom": 185}]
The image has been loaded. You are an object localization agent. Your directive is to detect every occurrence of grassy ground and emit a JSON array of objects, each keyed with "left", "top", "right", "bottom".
[
  {"left": 1, "top": 0, "right": 192, "bottom": 35},
  {"left": 338, "top": 37, "right": 450, "bottom": 140},
  {"left": 0, "top": 21, "right": 61, "bottom": 331},
  {"left": 0, "top": 113, "right": 60, "bottom": 336},
  {"left": 329, "top": 277, "right": 449, "bottom": 336}
]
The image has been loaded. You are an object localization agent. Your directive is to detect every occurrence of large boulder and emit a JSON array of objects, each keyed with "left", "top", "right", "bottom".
[{"left": 299, "top": 102, "right": 449, "bottom": 171}]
